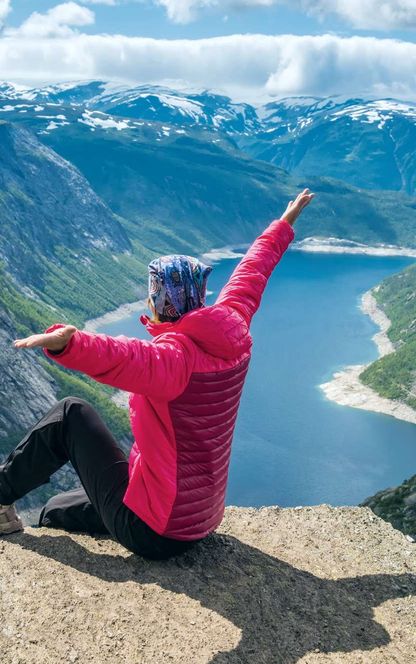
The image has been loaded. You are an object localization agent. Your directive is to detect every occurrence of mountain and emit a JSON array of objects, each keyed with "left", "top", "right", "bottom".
[
  {"left": 2, "top": 81, "right": 416, "bottom": 198},
  {"left": 0, "top": 80, "right": 261, "bottom": 133},
  {"left": 0, "top": 121, "right": 152, "bottom": 510},
  {"left": 1, "top": 90, "right": 416, "bottom": 250},
  {"left": 37, "top": 127, "right": 416, "bottom": 251},
  {"left": 1, "top": 82, "right": 416, "bottom": 519},
  {"left": 241, "top": 97, "right": 416, "bottom": 196},
  {"left": 0, "top": 120, "right": 152, "bottom": 321}
]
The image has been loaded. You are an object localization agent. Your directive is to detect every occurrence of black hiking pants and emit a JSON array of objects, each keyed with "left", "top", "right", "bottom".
[{"left": 0, "top": 397, "right": 203, "bottom": 560}]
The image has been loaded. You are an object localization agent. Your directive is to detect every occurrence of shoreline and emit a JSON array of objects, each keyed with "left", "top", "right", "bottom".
[
  {"left": 200, "top": 246, "right": 247, "bottom": 262},
  {"left": 83, "top": 297, "right": 148, "bottom": 333},
  {"left": 320, "top": 289, "right": 416, "bottom": 425}
]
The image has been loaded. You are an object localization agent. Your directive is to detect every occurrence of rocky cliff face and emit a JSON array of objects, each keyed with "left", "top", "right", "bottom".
[
  {"left": 0, "top": 505, "right": 414, "bottom": 663},
  {"left": 0, "top": 307, "right": 56, "bottom": 441},
  {"left": 0, "top": 120, "right": 131, "bottom": 290},
  {"left": 0, "top": 305, "right": 80, "bottom": 514}
]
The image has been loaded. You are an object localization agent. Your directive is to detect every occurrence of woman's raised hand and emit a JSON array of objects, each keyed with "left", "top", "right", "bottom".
[
  {"left": 13, "top": 325, "right": 77, "bottom": 353},
  {"left": 282, "top": 188, "right": 315, "bottom": 226}
]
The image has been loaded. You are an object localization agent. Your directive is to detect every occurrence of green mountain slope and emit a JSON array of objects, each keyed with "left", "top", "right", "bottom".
[
  {"left": 360, "top": 264, "right": 416, "bottom": 409},
  {"left": 352, "top": 265, "right": 416, "bottom": 539},
  {"left": 0, "top": 121, "right": 152, "bottom": 323},
  {"left": 41, "top": 122, "right": 416, "bottom": 251},
  {"left": 2, "top": 98, "right": 416, "bottom": 249}
]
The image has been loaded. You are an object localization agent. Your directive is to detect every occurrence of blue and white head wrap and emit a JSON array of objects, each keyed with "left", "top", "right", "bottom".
[{"left": 148, "top": 255, "right": 213, "bottom": 320}]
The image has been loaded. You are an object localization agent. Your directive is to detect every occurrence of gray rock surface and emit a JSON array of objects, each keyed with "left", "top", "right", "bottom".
[
  {"left": 0, "top": 308, "right": 56, "bottom": 440},
  {"left": 362, "top": 474, "right": 416, "bottom": 541}
]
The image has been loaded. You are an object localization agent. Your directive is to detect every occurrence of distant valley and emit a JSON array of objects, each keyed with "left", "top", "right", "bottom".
[{"left": 0, "top": 80, "right": 415, "bottom": 522}]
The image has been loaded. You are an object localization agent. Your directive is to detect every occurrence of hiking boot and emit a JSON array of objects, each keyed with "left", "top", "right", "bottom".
[{"left": 0, "top": 504, "right": 23, "bottom": 535}]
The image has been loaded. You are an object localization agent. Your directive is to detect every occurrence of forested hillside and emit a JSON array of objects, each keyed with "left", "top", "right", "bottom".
[{"left": 361, "top": 265, "right": 416, "bottom": 410}]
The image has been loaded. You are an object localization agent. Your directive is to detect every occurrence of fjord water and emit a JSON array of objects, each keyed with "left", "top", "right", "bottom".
[{"left": 99, "top": 251, "right": 416, "bottom": 507}]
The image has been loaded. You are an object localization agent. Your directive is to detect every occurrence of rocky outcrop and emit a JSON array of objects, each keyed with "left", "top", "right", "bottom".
[
  {"left": 1, "top": 505, "right": 414, "bottom": 663},
  {"left": 362, "top": 474, "right": 416, "bottom": 541}
]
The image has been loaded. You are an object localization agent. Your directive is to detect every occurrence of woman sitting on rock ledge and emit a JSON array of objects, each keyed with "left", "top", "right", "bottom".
[{"left": 1, "top": 189, "right": 314, "bottom": 559}]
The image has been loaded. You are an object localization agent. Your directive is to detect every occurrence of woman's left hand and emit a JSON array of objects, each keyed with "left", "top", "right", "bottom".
[
  {"left": 13, "top": 325, "right": 78, "bottom": 352},
  {"left": 282, "top": 188, "right": 315, "bottom": 226}
]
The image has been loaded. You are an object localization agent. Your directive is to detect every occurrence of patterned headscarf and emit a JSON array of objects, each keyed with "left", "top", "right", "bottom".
[{"left": 148, "top": 255, "right": 213, "bottom": 320}]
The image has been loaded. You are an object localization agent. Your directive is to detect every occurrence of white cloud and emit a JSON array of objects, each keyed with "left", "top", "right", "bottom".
[
  {"left": 155, "top": 0, "right": 280, "bottom": 24},
  {"left": 5, "top": 2, "right": 95, "bottom": 38},
  {"left": 154, "top": 0, "right": 416, "bottom": 29},
  {"left": 306, "top": 0, "right": 416, "bottom": 30},
  {"left": 0, "top": 0, "right": 11, "bottom": 27},
  {"left": 1, "top": 32, "right": 416, "bottom": 102},
  {"left": 81, "top": 0, "right": 117, "bottom": 5}
]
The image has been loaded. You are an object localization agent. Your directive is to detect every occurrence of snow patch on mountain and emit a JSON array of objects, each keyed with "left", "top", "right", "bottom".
[
  {"left": 142, "top": 92, "right": 204, "bottom": 119},
  {"left": 330, "top": 100, "right": 416, "bottom": 128},
  {"left": 78, "top": 110, "right": 131, "bottom": 131}
]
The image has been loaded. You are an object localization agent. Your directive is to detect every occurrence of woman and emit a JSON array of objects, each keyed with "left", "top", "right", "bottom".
[{"left": 0, "top": 189, "right": 314, "bottom": 559}]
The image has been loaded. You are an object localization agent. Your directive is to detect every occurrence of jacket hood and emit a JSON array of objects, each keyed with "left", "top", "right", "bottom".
[{"left": 140, "top": 304, "right": 252, "bottom": 360}]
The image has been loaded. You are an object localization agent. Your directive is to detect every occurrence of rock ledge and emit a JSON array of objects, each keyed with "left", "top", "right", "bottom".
[{"left": 1, "top": 505, "right": 415, "bottom": 663}]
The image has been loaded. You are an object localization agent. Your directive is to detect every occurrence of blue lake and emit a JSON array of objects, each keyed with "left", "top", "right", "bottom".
[{"left": 99, "top": 251, "right": 416, "bottom": 508}]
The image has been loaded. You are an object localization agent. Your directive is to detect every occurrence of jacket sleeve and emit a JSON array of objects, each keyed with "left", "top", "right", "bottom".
[
  {"left": 42, "top": 324, "right": 195, "bottom": 401},
  {"left": 215, "top": 218, "right": 295, "bottom": 324}
]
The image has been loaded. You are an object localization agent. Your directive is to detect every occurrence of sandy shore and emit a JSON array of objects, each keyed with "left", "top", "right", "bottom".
[
  {"left": 203, "top": 237, "right": 416, "bottom": 261},
  {"left": 292, "top": 236, "right": 416, "bottom": 257},
  {"left": 83, "top": 297, "right": 148, "bottom": 333},
  {"left": 200, "top": 246, "right": 247, "bottom": 262},
  {"left": 320, "top": 289, "right": 416, "bottom": 425}
]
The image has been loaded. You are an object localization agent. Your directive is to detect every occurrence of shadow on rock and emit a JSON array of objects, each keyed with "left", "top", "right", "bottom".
[{"left": 9, "top": 531, "right": 416, "bottom": 663}]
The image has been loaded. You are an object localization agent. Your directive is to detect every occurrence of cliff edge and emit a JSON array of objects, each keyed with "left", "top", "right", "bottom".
[{"left": 1, "top": 505, "right": 415, "bottom": 664}]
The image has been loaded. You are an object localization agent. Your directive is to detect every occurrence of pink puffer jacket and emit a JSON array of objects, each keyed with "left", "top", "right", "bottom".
[{"left": 44, "top": 218, "right": 294, "bottom": 540}]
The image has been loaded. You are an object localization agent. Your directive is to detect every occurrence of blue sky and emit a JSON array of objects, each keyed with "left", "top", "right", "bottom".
[{"left": 1, "top": 1, "right": 416, "bottom": 101}]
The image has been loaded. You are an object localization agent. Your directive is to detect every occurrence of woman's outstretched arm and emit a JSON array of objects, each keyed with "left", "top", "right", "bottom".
[
  {"left": 12, "top": 324, "right": 195, "bottom": 400},
  {"left": 215, "top": 189, "right": 314, "bottom": 324}
]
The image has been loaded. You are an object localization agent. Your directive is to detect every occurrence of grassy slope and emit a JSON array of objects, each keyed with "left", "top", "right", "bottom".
[
  {"left": 357, "top": 266, "right": 416, "bottom": 538},
  {"left": 360, "top": 264, "right": 416, "bottom": 410}
]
